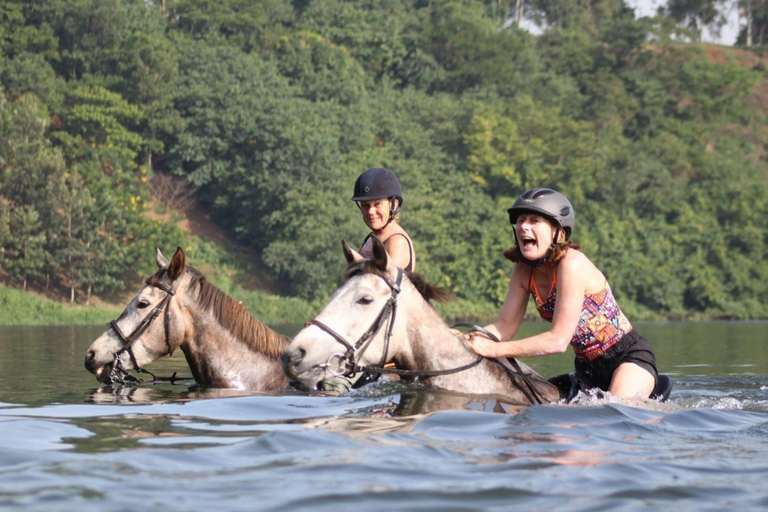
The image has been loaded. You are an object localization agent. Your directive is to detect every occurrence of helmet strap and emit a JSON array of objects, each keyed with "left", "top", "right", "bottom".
[
  {"left": 357, "top": 199, "right": 399, "bottom": 229},
  {"left": 387, "top": 198, "right": 400, "bottom": 226}
]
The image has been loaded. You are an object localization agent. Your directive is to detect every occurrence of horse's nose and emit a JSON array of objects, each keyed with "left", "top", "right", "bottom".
[
  {"left": 84, "top": 349, "right": 101, "bottom": 373},
  {"left": 280, "top": 347, "right": 306, "bottom": 375}
]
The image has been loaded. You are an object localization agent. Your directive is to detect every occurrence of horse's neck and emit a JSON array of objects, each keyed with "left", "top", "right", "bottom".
[
  {"left": 182, "top": 304, "right": 289, "bottom": 389},
  {"left": 192, "top": 302, "right": 290, "bottom": 356},
  {"left": 392, "top": 295, "right": 519, "bottom": 393},
  {"left": 391, "top": 291, "right": 561, "bottom": 403},
  {"left": 395, "top": 299, "right": 476, "bottom": 370}
]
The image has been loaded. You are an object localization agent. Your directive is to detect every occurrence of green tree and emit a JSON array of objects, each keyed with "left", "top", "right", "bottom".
[
  {"left": 26, "top": 0, "right": 131, "bottom": 80},
  {"left": 0, "top": 198, "right": 9, "bottom": 268},
  {"left": 274, "top": 30, "right": 366, "bottom": 104},
  {"left": 299, "top": 0, "right": 424, "bottom": 85},
  {"left": 5, "top": 205, "right": 46, "bottom": 290},
  {"left": 421, "top": 0, "right": 540, "bottom": 95},
  {"left": 736, "top": 0, "right": 768, "bottom": 45},
  {"left": 664, "top": 0, "right": 729, "bottom": 41},
  {"left": 117, "top": 9, "right": 182, "bottom": 170},
  {"left": 165, "top": 0, "right": 294, "bottom": 52}
]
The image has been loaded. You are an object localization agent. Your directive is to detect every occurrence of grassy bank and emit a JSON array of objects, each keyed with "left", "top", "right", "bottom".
[
  {"left": 0, "top": 280, "right": 676, "bottom": 325},
  {"left": 0, "top": 283, "right": 669, "bottom": 327},
  {"left": 0, "top": 286, "right": 122, "bottom": 325},
  {"left": 0, "top": 285, "right": 319, "bottom": 326},
  {"left": 0, "top": 283, "right": 496, "bottom": 326}
]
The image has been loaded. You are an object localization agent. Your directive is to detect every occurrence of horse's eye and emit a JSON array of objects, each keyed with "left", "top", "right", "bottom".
[
  {"left": 137, "top": 300, "right": 151, "bottom": 309},
  {"left": 357, "top": 296, "right": 373, "bottom": 305}
]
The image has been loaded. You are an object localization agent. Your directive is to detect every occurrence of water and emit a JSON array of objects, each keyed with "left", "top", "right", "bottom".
[{"left": 0, "top": 322, "right": 767, "bottom": 512}]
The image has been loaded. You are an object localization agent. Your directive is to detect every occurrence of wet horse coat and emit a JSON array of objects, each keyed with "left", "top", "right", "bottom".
[
  {"left": 85, "top": 247, "right": 291, "bottom": 390},
  {"left": 282, "top": 239, "right": 564, "bottom": 405}
]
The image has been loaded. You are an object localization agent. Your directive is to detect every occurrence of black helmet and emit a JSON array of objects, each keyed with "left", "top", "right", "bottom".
[
  {"left": 352, "top": 168, "right": 403, "bottom": 206},
  {"left": 507, "top": 188, "right": 575, "bottom": 240}
]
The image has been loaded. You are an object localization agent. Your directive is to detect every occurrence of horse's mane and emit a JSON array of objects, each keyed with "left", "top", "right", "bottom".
[
  {"left": 344, "top": 261, "right": 453, "bottom": 304},
  {"left": 149, "top": 267, "right": 291, "bottom": 358}
]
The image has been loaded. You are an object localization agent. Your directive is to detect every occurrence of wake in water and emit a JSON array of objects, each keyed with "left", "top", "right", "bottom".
[
  {"left": 335, "top": 373, "right": 768, "bottom": 417},
  {"left": 565, "top": 388, "right": 678, "bottom": 412}
]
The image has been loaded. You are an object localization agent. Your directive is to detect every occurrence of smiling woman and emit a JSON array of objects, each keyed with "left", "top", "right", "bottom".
[
  {"left": 464, "top": 188, "right": 670, "bottom": 401},
  {"left": 353, "top": 167, "right": 416, "bottom": 273},
  {"left": 317, "top": 167, "right": 417, "bottom": 393}
]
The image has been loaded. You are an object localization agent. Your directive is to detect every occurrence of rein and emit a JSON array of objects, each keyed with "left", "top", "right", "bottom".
[
  {"left": 453, "top": 323, "right": 546, "bottom": 405},
  {"left": 306, "top": 268, "right": 485, "bottom": 381},
  {"left": 106, "top": 271, "right": 189, "bottom": 385}
]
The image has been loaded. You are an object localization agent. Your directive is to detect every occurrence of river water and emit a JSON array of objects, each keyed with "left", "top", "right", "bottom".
[{"left": 0, "top": 322, "right": 766, "bottom": 512}]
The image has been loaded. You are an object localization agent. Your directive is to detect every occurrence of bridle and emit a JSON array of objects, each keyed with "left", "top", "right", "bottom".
[
  {"left": 307, "top": 267, "right": 403, "bottom": 378},
  {"left": 306, "top": 267, "right": 546, "bottom": 404},
  {"left": 306, "top": 267, "right": 485, "bottom": 381},
  {"left": 106, "top": 271, "right": 182, "bottom": 384}
]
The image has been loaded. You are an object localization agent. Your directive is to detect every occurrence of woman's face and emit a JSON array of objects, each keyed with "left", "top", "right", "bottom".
[
  {"left": 358, "top": 198, "right": 391, "bottom": 231},
  {"left": 515, "top": 213, "right": 557, "bottom": 260}
]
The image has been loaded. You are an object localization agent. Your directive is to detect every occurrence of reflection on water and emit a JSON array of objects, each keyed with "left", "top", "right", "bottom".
[
  {"left": 0, "top": 322, "right": 766, "bottom": 512},
  {"left": 85, "top": 384, "right": 254, "bottom": 405}
]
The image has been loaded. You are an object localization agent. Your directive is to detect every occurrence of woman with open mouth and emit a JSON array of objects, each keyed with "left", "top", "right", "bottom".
[{"left": 464, "top": 187, "right": 663, "bottom": 400}]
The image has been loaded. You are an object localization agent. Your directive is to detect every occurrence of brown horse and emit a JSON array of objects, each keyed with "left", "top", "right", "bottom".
[
  {"left": 282, "top": 238, "right": 564, "bottom": 405},
  {"left": 84, "top": 247, "right": 290, "bottom": 390}
]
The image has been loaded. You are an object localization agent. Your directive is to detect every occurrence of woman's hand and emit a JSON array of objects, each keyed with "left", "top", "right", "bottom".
[{"left": 466, "top": 333, "right": 500, "bottom": 358}]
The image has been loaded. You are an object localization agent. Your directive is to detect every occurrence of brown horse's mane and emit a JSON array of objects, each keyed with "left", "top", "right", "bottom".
[
  {"left": 344, "top": 261, "right": 453, "bottom": 304},
  {"left": 149, "top": 267, "right": 291, "bottom": 358}
]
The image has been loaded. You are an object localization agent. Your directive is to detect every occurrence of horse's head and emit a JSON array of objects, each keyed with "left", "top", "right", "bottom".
[
  {"left": 282, "top": 237, "right": 448, "bottom": 391},
  {"left": 84, "top": 247, "right": 191, "bottom": 384}
]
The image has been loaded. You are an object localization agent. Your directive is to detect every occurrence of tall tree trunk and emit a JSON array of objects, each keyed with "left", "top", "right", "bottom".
[
  {"left": 514, "top": 0, "right": 525, "bottom": 26},
  {"left": 22, "top": 276, "right": 27, "bottom": 291},
  {"left": 747, "top": 0, "right": 753, "bottom": 46},
  {"left": 67, "top": 203, "right": 74, "bottom": 306},
  {"left": 85, "top": 240, "right": 91, "bottom": 306}
]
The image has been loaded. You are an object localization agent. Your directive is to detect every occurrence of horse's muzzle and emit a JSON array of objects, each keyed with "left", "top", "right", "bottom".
[
  {"left": 280, "top": 347, "right": 305, "bottom": 379},
  {"left": 85, "top": 360, "right": 115, "bottom": 384}
]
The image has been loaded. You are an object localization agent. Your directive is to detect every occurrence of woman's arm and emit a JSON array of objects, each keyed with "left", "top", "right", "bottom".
[
  {"left": 469, "top": 251, "right": 589, "bottom": 359},
  {"left": 480, "top": 263, "right": 530, "bottom": 342}
]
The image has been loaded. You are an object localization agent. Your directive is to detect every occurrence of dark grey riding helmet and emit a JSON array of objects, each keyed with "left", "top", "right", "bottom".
[
  {"left": 352, "top": 167, "right": 403, "bottom": 207},
  {"left": 507, "top": 188, "right": 575, "bottom": 240}
]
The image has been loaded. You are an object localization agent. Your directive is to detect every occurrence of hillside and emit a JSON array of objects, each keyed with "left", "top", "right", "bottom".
[{"left": 0, "top": 1, "right": 766, "bottom": 321}]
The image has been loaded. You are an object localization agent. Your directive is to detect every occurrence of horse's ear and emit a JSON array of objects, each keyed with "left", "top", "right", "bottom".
[
  {"left": 155, "top": 247, "right": 169, "bottom": 268},
  {"left": 370, "top": 236, "right": 389, "bottom": 271},
  {"left": 342, "top": 239, "right": 363, "bottom": 264},
  {"left": 168, "top": 246, "right": 186, "bottom": 280}
]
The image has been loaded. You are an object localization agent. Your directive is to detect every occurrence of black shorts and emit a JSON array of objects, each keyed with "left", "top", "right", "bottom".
[{"left": 573, "top": 330, "right": 658, "bottom": 392}]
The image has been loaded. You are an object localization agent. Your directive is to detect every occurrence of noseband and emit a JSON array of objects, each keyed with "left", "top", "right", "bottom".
[
  {"left": 106, "top": 271, "right": 181, "bottom": 384},
  {"left": 307, "top": 268, "right": 404, "bottom": 378}
]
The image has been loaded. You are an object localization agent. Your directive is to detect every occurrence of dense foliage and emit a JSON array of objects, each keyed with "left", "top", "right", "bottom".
[{"left": 0, "top": 0, "right": 767, "bottom": 320}]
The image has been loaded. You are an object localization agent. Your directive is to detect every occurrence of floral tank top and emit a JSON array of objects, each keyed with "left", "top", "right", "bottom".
[{"left": 530, "top": 269, "right": 633, "bottom": 361}]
